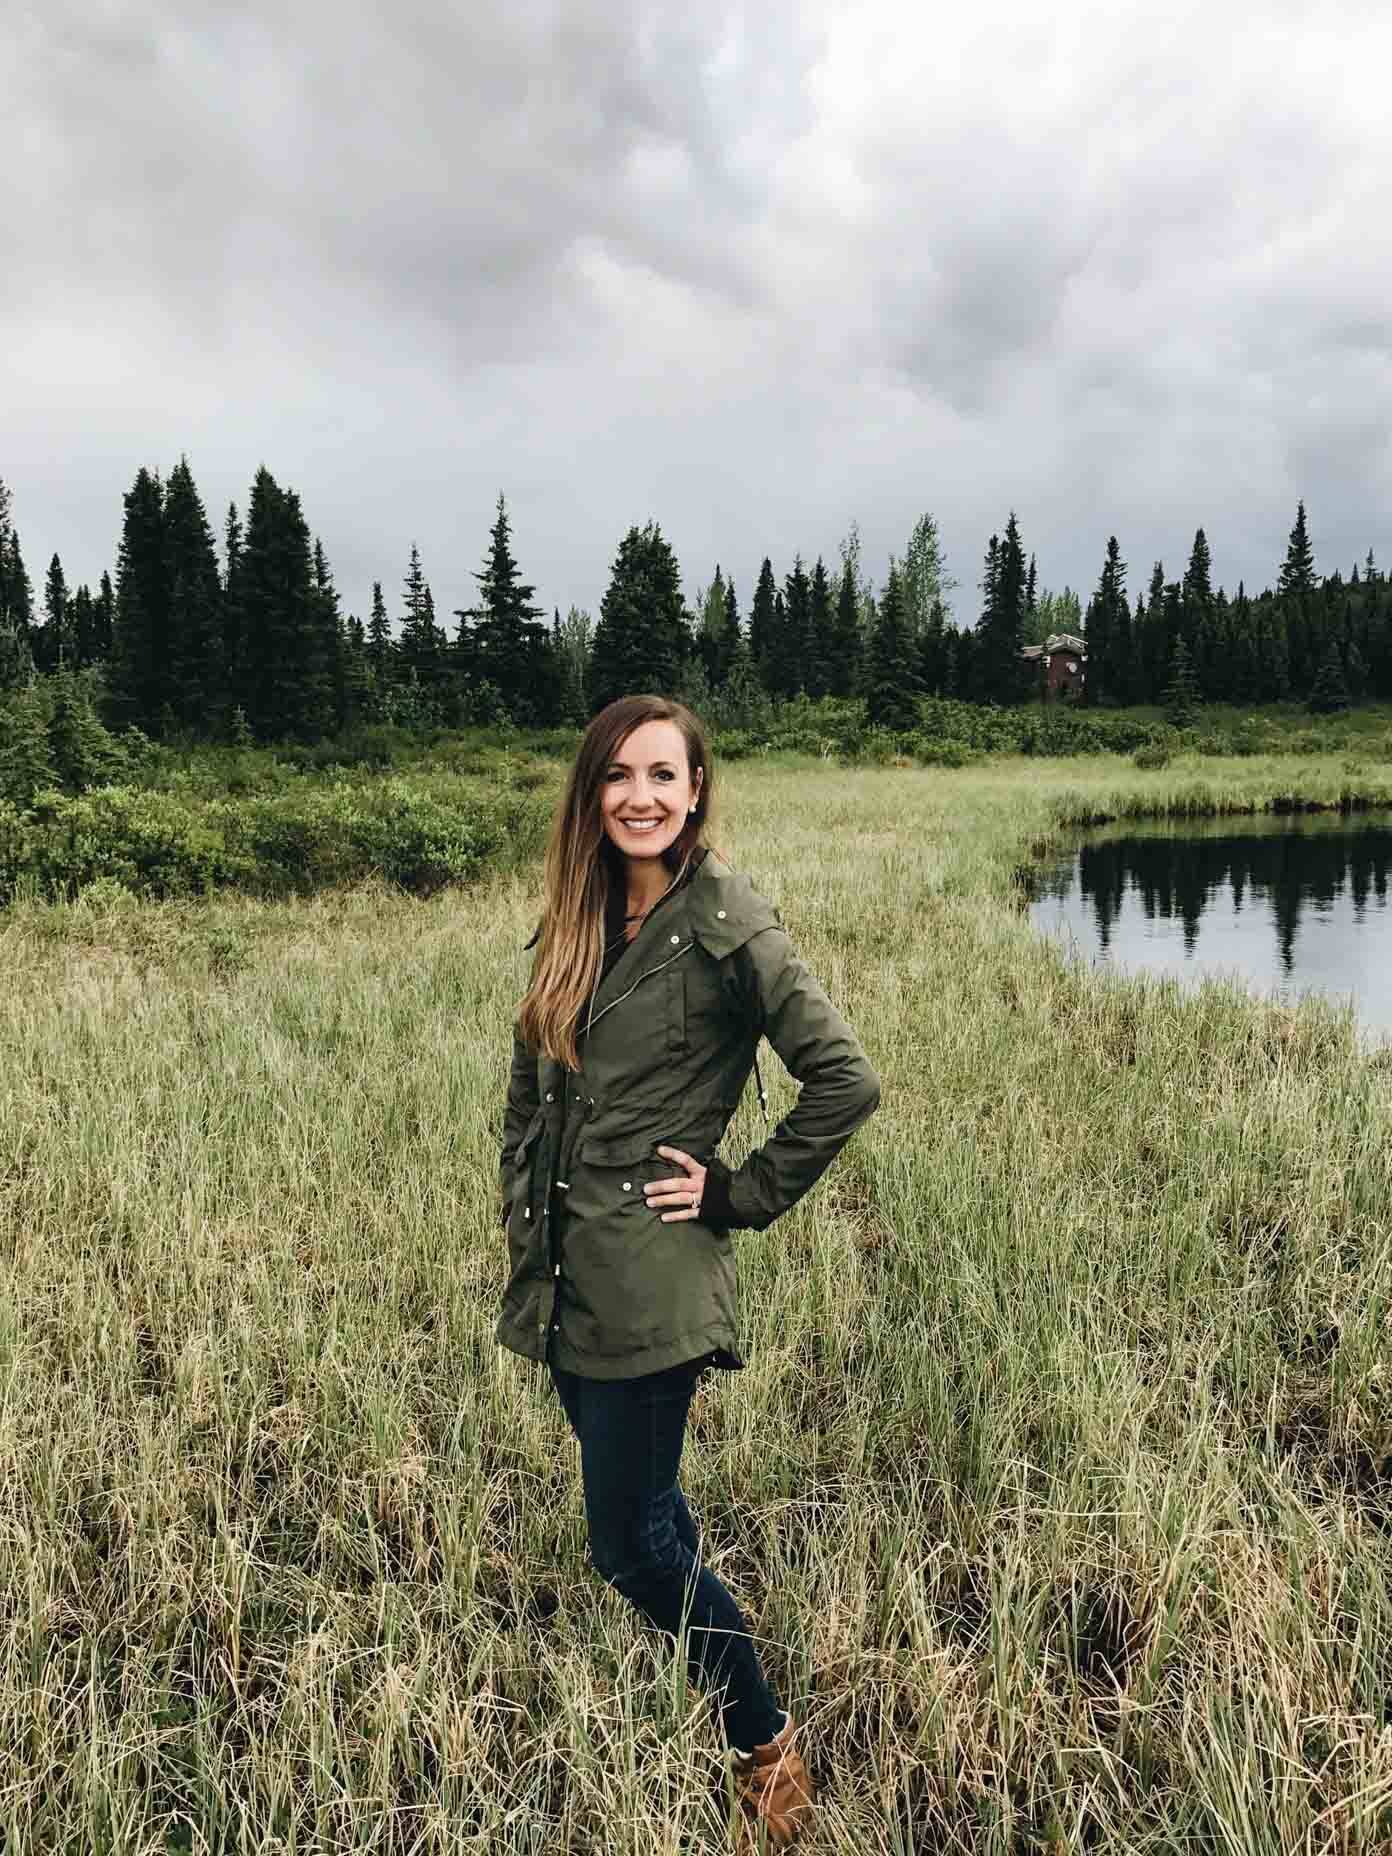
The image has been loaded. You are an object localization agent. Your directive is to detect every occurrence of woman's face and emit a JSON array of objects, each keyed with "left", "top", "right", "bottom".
[{"left": 599, "top": 718, "right": 702, "bottom": 867}]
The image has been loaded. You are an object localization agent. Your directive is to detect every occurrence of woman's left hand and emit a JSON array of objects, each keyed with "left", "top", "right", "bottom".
[{"left": 644, "top": 1146, "right": 707, "bottom": 1222}]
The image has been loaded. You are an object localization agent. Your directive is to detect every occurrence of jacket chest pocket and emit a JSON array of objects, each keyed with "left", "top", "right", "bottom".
[{"left": 666, "top": 965, "right": 686, "bottom": 1054}]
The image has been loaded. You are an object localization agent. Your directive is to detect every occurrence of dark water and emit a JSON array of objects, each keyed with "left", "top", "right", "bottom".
[{"left": 1030, "top": 810, "right": 1392, "bottom": 1042}]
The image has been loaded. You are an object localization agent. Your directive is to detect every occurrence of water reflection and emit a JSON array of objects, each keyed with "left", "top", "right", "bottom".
[{"left": 1030, "top": 811, "right": 1392, "bottom": 1038}]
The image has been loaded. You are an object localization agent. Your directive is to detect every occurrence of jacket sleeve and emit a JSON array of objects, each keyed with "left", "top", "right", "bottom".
[
  {"left": 499, "top": 1022, "right": 541, "bottom": 1227},
  {"left": 699, "top": 926, "right": 880, "bottom": 1234}
]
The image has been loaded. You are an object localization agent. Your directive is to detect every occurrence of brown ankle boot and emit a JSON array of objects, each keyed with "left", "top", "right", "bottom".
[{"left": 729, "top": 1712, "right": 816, "bottom": 1849}]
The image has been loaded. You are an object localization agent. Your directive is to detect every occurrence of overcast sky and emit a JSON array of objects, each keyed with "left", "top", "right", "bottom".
[{"left": 8, "top": 0, "right": 1391, "bottom": 630}]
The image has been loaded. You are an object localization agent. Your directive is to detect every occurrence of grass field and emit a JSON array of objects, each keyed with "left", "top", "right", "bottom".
[{"left": 3, "top": 751, "right": 1392, "bottom": 1854}]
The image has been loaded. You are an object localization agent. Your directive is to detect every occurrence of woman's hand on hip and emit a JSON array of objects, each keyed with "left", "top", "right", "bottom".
[{"left": 644, "top": 1146, "right": 707, "bottom": 1222}]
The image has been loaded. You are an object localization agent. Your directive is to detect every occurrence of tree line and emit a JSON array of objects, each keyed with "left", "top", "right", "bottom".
[{"left": 2, "top": 465, "right": 1389, "bottom": 746}]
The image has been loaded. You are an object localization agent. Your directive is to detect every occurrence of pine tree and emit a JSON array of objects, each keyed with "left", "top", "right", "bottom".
[
  {"left": 748, "top": 558, "right": 777, "bottom": 693},
  {"left": 864, "top": 564, "right": 923, "bottom": 731},
  {"left": 588, "top": 522, "right": 691, "bottom": 713},
  {"left": 828, "top": 560, "right": 861, "bottom": 698},
  {"left": 109, "top": 466, "right": 168, "bottom": 731},
  {"left": 163, "top": 458, "right": 224, "bottom": 728}
]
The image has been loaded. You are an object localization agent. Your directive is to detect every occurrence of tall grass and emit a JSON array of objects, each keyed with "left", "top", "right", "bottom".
[{"left": 2, "top": 752, "right": 1391, "bottom": 1852}]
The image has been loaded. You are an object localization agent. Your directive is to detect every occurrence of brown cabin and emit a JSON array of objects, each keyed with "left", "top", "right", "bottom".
[{"left": 1021, "top": 632, "right": 1086, "bottom": 701}]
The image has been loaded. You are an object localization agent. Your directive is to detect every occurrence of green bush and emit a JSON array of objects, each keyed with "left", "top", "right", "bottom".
[
  {"left": 1132, "top": 741, "right": 1174, "bottom": 770},
  {"left": 909, "top": 734, "right": 979, "bottom": 768}
]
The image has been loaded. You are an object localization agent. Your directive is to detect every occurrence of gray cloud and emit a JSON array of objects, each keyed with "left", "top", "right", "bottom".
[{"left": 5, "top": 0, "right": 1390, "bottom": 632}]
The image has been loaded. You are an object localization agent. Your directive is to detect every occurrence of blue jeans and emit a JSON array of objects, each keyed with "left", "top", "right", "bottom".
[{"left": 548, "top": 1357, "right": 785, "bottom": 1752}]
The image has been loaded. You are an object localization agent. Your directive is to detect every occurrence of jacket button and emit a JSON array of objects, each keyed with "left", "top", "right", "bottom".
[
  {"left": 670, "top": 934, "right": 680, "bottom": 945},
  {"left": 623, "top": 1181, "right": 632, "bottom": 1191},
  {"left": 717, "top": 909, "right": 726, "bottom": 919},
  {"left": 545, "top": 1091, "right": 554, "bottom": 1102}
]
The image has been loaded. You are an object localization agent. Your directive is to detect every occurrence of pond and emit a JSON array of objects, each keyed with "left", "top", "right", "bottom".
[{"left": 1029, "top": 809, "right": 1392, "bottom": 1043}]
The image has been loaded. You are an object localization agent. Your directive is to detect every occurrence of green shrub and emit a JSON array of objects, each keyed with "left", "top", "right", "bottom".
[
  {"left": 1132, "top": 741, "right": 1173, "bottom": 770},
  {"left": 910, "top": 734, "right": 978, "bottom": 768}
]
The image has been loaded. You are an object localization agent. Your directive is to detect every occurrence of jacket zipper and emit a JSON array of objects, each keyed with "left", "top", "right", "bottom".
[{"left": 581, "top": 939, "right": 694, "bottom": 1038}]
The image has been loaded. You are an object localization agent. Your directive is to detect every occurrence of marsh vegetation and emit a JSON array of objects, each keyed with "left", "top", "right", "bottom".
[{"left": 3, "top": 750, "right": 1392, "bottom": 1851}]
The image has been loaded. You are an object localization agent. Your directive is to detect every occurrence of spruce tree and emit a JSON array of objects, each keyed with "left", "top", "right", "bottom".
[
  {"left": 35, "top": 554, "right": 69, "bottom": 672},
  {"left": 778, "top": 557, "right": 811, "bottom": 698},
  {"left": 748, "top": 558, "right": 777, "bottom": 693},
  {"left": 918, "top": 597, "right": 950, "bottom": 697},
  {"left": 238, "top": 467, "right": 329, "bottom": 740},
  {"left": 311, "top": 539, "right": 347, "bottom": 731},
  {"left": 163, "top": 458, "right": 224, "bottom": 728},
  {"left": 70, "top": 585, "right": 96, "bottom": 666},
  {"left": 696, "top": 567, "right": 733, "bottom": 691},
  {"left": 864, "top": 564, "right": 922, "bottom": 731},
  {"left": 1307, "top": 642, "right": 1350, "bottom": 713},
  {"left": 806, "top": 558, "right": 833, "bottom": 699},
  {"left": 1227, "top": 583, "right": 1260, "bottom": 706},
  {"left": 555, "top": 605, "right": 593, "bottom": 725},
  {"left": 342, "top": 613, "right": 369, "bottom": 726},
  {"left": 0, "top": 620, "right": 32, "bottom": 693},
  {"left": 1084, "top": 537, "right": 1129, "bottom": 705},
  {"left": 1181, "top": 528, "right": 1216, "bottom": 697},
  {"left": 975, "top": 516, "right": 1029, "bottom": 703},
  {"left": 1163, "top": 637, "right": 1200, "bottom": 727},
  {"left": 464, "top": 495, "right": 551, "bottom": 722},
  {"left": 0, "top": 680, "right": 54, "bottom": 806},
  {"left": 828, "top": 559, "right": 862, "bottom": 697},
  {"left": 1279, "top": 500, "right": 1318, "bottom": 691},
  {"left": 47, "top": 668, "right": 114, "bottom": 792},
  {"left": 110, "top": 467, "right": 168, "bottom": 731},
  {"left": 222, "top": 504, "right": 244, "bottom": 708},
  {"left": 95, "top": 570, "right": 117, "bottom": 663},
  {"left": 588, "top": 522, "right": 691, "bottom": 713},
  {"left": 902, "top": 511, "right": 954, "bottom": 637},
  {"left": 399, "top": 543, "right": 445, "bottom": 712},
  {"left": 0, "top": 479, "right": 34, "bottom": 642},
  {"left": 1138, "top": 561, "right": 1168, "bottom": 703}
]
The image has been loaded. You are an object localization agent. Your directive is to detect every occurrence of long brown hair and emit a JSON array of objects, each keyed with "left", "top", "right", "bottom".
[{"left": 517, "top": 694, "right": 715, "bottom": 1069}]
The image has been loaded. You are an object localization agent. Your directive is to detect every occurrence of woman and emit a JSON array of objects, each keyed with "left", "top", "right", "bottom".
[{"left": 496, "top": 693, "right": 881, "bottom": 1849}]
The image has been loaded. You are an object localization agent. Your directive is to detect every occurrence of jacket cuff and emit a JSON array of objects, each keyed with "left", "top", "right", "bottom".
[{"left": 700, "top": 1155, "right": 749, "bottom": 1234}]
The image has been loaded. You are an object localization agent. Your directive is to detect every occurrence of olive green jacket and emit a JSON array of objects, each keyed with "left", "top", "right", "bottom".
[{"left": 495, "top": 849, "right": 881, "bottom": 1379}]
